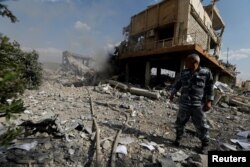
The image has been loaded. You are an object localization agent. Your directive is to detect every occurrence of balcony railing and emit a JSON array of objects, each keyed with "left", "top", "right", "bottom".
[{"left": 124, "top": 32, "right": 204, "bottom": 53}]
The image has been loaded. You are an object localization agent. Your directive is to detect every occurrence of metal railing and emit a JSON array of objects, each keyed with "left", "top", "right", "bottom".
[{"left": 123, "top": 32, "right": 208, "bottom": 53}]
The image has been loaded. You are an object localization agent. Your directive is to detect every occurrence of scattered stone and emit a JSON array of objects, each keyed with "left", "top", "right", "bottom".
[
  {"left": 68, "top": 149, "right": 75, "bottom": 155},
  {"left": 170, "top": 150, "right": 189, "bottom": 162},
  {"left": 237, "top": 131, "right": 250, "bottom": 138},
  {"left": 118, "top": 136, "right": 135, "bottom": 145},
  {"left": 6, "top": 67, "right": 248, "bottom": 166},
  {"left": 231, "top": 139, "right": 250, "bottom": 150},
  {"left": 156, "top": 146, "right": 165, "bottom": 154},
  {"left": 131, "top": 110, "right": 137, "bottom": 117},
  {"left": 80, "top": 132, "right": 89, "bottom": 139},
  {"left": 102, "top": 140, "right": 111, "bottom": 150},
  {"left": 140, "top": 142, "right": 157, "bottom": 151},
  {"left": 219, "top": 143, "right": 237, "bottom": 151},
  {"left": 44, "top": 142, "right": 52, "bottom": 150},
  {"left": 207, "top": 118, "right": 216, "bottom": 129},
  {"left": 158, "top": 156, "right": 176, "bottom": 167},
  {"left": 8, "top": 141, "right": 38, "bottom": 151},
  {"left": 84, "top": 126, "right": 92, "bottom": 134},
  {"left": 116, "top": 145, "right": 127, "bottom": 155},
  {"left": 24, "top": 110, "right": 33, "bottom": 115},
  {"left": 220, "top": 102, "right": 229, "bottom": 108},
  {"left": 187, "top": 154, "right": 208, "bottom": 167}
]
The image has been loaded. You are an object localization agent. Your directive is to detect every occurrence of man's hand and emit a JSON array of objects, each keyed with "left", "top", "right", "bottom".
[{"left": 203, "top": 101, "right": 212, "bottom": 112}]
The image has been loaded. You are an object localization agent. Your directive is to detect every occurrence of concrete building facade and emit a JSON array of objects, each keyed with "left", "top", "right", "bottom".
[{"left": 118, "top": 0, "right": 235, "bottom": 86}]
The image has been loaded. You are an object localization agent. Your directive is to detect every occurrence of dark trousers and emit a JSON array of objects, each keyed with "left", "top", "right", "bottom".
[{"left": 175, "top": 104, "right": 209, "bottom": 144}]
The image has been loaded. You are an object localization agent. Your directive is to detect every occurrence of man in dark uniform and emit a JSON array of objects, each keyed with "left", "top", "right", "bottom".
[{"left": 169, "top": 53, "right": 214, "bottom": 154}]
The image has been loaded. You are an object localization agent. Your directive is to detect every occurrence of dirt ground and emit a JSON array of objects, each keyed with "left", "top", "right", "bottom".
[{"left": 0, "top": 67, "right": 249, "bottom": 167}]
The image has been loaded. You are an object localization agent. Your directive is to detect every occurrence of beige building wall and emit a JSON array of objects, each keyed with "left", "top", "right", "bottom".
[{"left": 243, "top": 81, "right": 250, "bottom": 90}]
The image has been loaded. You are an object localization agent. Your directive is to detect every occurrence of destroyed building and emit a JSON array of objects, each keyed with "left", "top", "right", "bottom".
[
  {"left": 62, "top": 51, "right": 95, "bottom": 75},
  {"left": 118, "top": 0, "right": 235, "bottom": 86}
]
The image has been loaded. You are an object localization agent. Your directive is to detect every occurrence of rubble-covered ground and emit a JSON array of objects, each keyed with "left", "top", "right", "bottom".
[{"left": 0, "top": 65, "right": 250, "bottom": 167}]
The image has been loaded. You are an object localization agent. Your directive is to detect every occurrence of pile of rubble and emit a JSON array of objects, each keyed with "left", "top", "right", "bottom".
[
  {"left": 214, "top": 81, "right": 250, "bottom": 114},
  {"left": 0, "top": 69, "right": 249, "bottom": 166},
  {"left": 43, "top": 64, "right": 98, "bottom": 87}
]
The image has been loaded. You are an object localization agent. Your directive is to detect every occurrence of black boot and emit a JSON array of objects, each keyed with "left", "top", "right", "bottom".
[
  {"left": 174, "top": 136, "right": 181, "bottom": 147},
  {"left": 200, "top": 142, "right": 209, "bottom": 154}
]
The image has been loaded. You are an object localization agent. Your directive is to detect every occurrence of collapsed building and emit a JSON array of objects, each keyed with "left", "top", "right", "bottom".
[
  {"left": 117, "top": 0, "right": 236, "bottom": 86},
  {"left": 62, "top": 51, "right": 95, "bottom": 75}
]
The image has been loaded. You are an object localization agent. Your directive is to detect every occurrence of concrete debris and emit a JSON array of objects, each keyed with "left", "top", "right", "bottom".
[
  {"left": 24, "top": 110, "right": 33, "bottom": 115},
  {"left": 0, "top": 123, "right": 7, "bottom": 138},
  {"left": 68, "top": 148, "right": 75, "bottom": 155},
  {"left": 219, "top": 102, "right": 229, "bottom": 108},
  {"left": 156, "top": 145, "right": 165, "bottom": 154},
  {"left": 170, "top": 150, "right": 189, "bottom": 162},
  {"left": 8, "top": 141, "right": 38, "bottom": 151},
  {"left": 243, "top": 91, "right": 250, "bottom": 98},
  {"left": 237, "top": 131, "right": 250, "bottom": 138},
  {"left": 108, "top": 80, "right": 161, "bottom": 99},
  {"left": 140, "top": 142, "right": 157, "bottom": 151},
  {"left": 158, "top": 156, "right": 176, "bottom": 167},
  {"left": 115, "top": 145, "right": 128, "bottom": 155},
  {"left": 1, "top": 63, "right": 249, "bottom": 166},
  {"left": 118, "top": 136, "right": 135, "bottom": 145},
  {"left": 187, "top": 154, "right": 208, "bottom": 167},
  {"left": 102, "top": 140, "right": 111, "bottom": 150},
  {"left": 108, "top": 80, "right": 128, "bottom": 91},
  {"left": 231, "top": 139, "right": 250, "bottom": 149},
  {"left": 129, "top": 87, "right": 160, "bottom": 99},
  {"left": 44, "top": 142, "right": 52, "bottom": 150},
  {"left": 219, "top": 142, "right": 237, "bottom": 151},
  {"left": 214, "top": 81, "right": 233, "bottom": 93},
  {"left": 80, "top": 132, "right": 89, "bottom": 139}
]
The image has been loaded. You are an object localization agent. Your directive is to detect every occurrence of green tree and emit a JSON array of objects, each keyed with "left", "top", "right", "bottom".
[
  {"left": 0, "top": 3, "right": 42, "bottom": 145},
  {"left": 0, "top": 1, "right": 18, "bottom": 23}
]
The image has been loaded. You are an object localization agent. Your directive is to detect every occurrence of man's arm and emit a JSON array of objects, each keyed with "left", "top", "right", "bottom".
[
  {"left": 169, "top": 76, "right": 182, "bottom": 101},
  {"left": 203, "top": 70, "right": 214, "bottom": 111}
]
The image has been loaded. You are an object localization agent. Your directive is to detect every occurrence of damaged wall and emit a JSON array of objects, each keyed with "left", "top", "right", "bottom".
[{"left": 187, "top": 14, "right": 208, "bottom": 49}]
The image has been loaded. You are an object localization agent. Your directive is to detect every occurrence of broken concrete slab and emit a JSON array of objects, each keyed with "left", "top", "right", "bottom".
[
  {"left": 129, "top": 87, "right": 161, "bottom": 99},
  {"left": 229, "top": 98, "right": 250, "bottom": 113},
  {"left": 219, "top": 102, "right": 229, "bottom": 108},
  {"left": 187, "top": 153, "right": 208, "bottom": 167},
  {"left": 214, "top": 81, "right": 233, "bottom": 93},
  {"left": 170, "top": 150, "right": 189, "bottom": 162},
  {"left": 118, "top": 136, "right": 135, "bottom": 145},
  {"left": 108, "top": 80, "right": 128, "bottom": 91},
  {"left": 8, "top": 141, "right": 38, "bottom": 151},
  {"left": 219, "top": 143, "right": 237, "bottom": 151},
  {"left": 116, "top": 145, "right": 127, "bottom": 155},
  {"left": 102, "top": 140, "right": 111, "bottom": 150},
  {"left": 156, "top": 145, "right": 165, "bottom": 154},
  {"left": 236, "top": 141, "right": 250, "bottom": 150},
  {"left": 158, "top": 156, "right": 176, "bottom": 167},
  {"left": 237, "top": 131, "right": 250, "bottom": 138},
  {"left": 140, "top": 142, "right": 157, "bottom": 151}
]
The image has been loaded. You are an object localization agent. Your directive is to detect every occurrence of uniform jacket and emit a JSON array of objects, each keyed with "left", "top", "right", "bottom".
[{"left": 171, "top": 67, "right": 214, "bottom": 106}]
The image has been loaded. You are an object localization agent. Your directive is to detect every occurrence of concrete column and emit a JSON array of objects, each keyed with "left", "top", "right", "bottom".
[
  {"left": 125, "top": 62, "right": 129, "bottom": 83},
  {"left": 145, "top": 61, "right": 151, "bottom": 87}
]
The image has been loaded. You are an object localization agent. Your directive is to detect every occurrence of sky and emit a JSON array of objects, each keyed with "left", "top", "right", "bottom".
[{"left": 0, "top": 0, "right": 250, "bottom": 80}]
